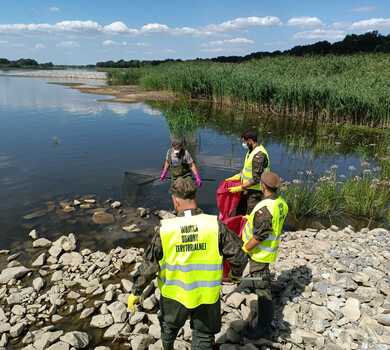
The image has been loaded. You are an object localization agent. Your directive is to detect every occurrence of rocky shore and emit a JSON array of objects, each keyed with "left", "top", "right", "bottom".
[{"left": 0, "top": 202, "right": 389, "bottom": 349}]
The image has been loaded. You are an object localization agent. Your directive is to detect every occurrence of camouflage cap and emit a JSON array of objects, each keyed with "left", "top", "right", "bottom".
[
  {"left": 171, "top": 177, "right": 197, "bottom": 200},
  {"left": 261, "top": 171, "right": 281, "bottom": 190}
]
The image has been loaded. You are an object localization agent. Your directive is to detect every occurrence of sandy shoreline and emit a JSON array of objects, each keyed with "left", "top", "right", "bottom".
[{"left": 73, "top": 85, "right": 176, "bottom": 103}]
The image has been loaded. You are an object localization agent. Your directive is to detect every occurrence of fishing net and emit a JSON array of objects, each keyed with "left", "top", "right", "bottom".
[{"left": 122, "top": 171, "right": 159, "bottom": 206}]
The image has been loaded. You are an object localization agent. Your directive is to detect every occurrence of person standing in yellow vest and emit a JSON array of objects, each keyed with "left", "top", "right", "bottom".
[
  {"left": 128, "top": 177, "right": 247, "bottom": 350},
  {"left": 226, "top": 130, "right": 270, "bottom": 214},
  {"left": 241, "top": 171, "right": 288, "bottom": 340}
]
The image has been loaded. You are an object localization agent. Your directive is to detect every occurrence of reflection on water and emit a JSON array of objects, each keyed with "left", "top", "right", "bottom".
[{"left": 0, "top": 75, "right": 385, "bottom": 249}]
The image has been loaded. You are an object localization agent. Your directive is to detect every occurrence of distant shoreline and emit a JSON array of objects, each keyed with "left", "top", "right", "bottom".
[{"left": 0, "top": 69, "right": 107, "bottom": 80}]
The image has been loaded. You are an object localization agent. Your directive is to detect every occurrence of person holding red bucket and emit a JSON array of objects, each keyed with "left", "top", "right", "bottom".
[{"left": 225, "top": 130, "right": 270, "bottom": 215}]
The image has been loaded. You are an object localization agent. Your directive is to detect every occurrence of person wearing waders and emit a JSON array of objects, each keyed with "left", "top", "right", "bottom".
[
  {"left": 160, "top": 138, "right": 202, "bottom": 187},
  {"left": 226, "top": 130, "right": 270, "bottom": 214},
  {"left": 127, "top": 177, "right": 248, "bottom": 350},
  {"left": 241, "top": 171, "right": 288, "bottom": 339}
]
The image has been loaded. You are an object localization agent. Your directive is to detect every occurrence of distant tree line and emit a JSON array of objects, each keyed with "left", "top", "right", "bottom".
[
  {"left": 97, "top": 31, "right": 390, "bottom": 67},
  {"left": 0, "top": 58, "right": 54, "bottom": 68}
]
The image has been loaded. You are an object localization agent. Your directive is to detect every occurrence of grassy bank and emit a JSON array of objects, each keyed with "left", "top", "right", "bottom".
[
  {"left": 282, "top": 166, "right": 390, "bottom": 228},
  {"left": 103, "top": 54, "right": 390, "bottom": 127}
]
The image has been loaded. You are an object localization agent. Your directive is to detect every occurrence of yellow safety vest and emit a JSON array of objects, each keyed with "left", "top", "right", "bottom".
[
  {"left": 158, "top": 212, "right": 223, "bottom": 309},
  {"left": 242, "top": 196, "right": 288, "bottom": 263},
  {"left": 241, "top": 145, "right": 270, "bottom": 191}
]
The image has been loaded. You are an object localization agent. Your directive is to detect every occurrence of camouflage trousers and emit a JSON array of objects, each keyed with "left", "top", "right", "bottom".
[
  {"left": 240, "top": 261, "right": 272, "bottom": 301},
  {"left": 158, "top": 296, "right": 221, "bottom": 350}
]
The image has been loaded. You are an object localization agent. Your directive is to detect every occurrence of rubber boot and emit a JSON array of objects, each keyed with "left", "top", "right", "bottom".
[{"left": 244, "top": 297, "right": 274, "bottom": 340}]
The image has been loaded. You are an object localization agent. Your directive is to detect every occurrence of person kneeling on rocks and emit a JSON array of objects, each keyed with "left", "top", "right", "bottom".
[
  {"left": 241, "top": 171, "right": 288, "bottom": 339},
  {"left": 128, "top": 177, "right": 248, "bottom": 350}
]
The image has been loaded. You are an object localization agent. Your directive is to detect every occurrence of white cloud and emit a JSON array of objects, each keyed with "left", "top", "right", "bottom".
[
  {"left": 135, "top": 42, "right": 149, "bottom": 47},
  {"left": 55, "top": 20, "right": 102, "bottom": 32},
  {"left": 56, "top": 40, "right": 80, "bottom": 48},
  {"left": 205, "top": 16, "right": 282, "bottom": 33},
  {"left": 0, "top": 16, "right": 282, "bottom": 37},
  {"left": 141, "top": 23, "right": 169, "bottom": 33},
  {"left": 49, "top": 6, "right": 60, "bottom": 12},
  {"left": 202, "top": 37, "right": 254, "bottom": 47},
  {"left": 352, "top": 5, "right": 376, "bottom": 13},
  {"left": 102, "top": 40, "right": 127, "bottom": 46},
  {"left": 288, "top": 17, "right": 323, "bottom": 28},
  {"left": 0, "top": 40, "right": 8, "bottom": 44},
  {"left": 294, "top": 29, "right": 345, "bottom": 41},
  {"left": 350, "top": 18, "right": 390, "bottom": 30},
  {"left": 103, "top": 21, "right": 135, "bottom": 34},
  {"left": 35, "top": 43, "right": 46, "bottom": 49}
]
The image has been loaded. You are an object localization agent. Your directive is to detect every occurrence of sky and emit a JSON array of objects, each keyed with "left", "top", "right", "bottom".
[{"left": 0, "top": 0, "right": 390, "bottom": 64}]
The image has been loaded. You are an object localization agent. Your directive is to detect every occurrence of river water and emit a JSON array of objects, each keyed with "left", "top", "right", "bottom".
[{"left": 0, "top": 74, "right": 383, "bottom": 250}]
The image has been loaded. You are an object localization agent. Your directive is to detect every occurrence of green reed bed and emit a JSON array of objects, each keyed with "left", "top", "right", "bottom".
[
  {"left": 104, "top": 54, "right": 390, "bottom": 127},
  {"left": 282, "top": 166, "right": 390, "bottom": 227}
]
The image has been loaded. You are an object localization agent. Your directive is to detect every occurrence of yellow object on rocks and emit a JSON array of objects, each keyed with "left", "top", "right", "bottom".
[{"left": 127, "top": 294, "right": 139, "bottom": 312}]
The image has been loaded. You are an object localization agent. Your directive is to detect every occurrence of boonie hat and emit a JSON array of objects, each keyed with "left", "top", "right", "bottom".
[{"left": 261, "top": 171, "right": 281, "bottom": 189}]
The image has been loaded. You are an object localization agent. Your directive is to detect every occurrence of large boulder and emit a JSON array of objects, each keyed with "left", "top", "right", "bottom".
[
  {"left": 0, "top": 266, "right": 30, "bottom": 284},
  {"left": 92, "top": 212, "right": 115, "bottom": 225},
  {"left": 60, "top": 331, "right": 89, "bottom": 349}
]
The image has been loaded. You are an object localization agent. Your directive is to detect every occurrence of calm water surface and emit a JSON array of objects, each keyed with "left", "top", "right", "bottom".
[{"left": 0, "top": 75, "right": 378, "bottom": 250}]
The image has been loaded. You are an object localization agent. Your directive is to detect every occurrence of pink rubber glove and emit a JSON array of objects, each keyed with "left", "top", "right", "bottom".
[
  {"left": 160, "top": 169, "right": 168, "bottom": 181},
  {"left": 195, "top": 173, "right": 202, "bottom": 187}
]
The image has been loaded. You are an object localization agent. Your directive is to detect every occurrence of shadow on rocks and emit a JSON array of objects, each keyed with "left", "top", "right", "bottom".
[{"left": 219, "top": 265, "right": 312, "bottom": 349}]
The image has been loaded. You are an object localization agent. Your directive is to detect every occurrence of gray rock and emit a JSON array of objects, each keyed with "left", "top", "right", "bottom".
[
  {"left": 80, "top": 307, "right": 94, "bottom": 320},
  {"left": 32, "top": 252, "right": 46, "bottom": 267},
  {"left": 148, "top": 324, "right": 161, "bottom": 339},
  {"left": 29, "top": 229, "right": 38, "bottom": 240},
  {"left": 51, "top": 270, "right": 63, "bottom": 282},
  {"left": 377, "top": 314, "right": 390, "bottom": 326},
  {"left": 11, "top": 305, "right": 26, "bottom": 316},
  {"left": 158, "top": 210, "right": 176, "bottom": 219},
  {"left": 129, "top": 312, "right": 146, "bottom": 325},
  {"left": 107, "top": 301, "right": 127, "bottom": 323},
  {"left": 0, "top": 266, "right": 31, "bottom": 284},
  {"left": 59, "top": 252, "right": 83, "bottom": 267},
  {"left": 342, "top": 298, "right": 361, "bottom": 322},
  {"left": 92, "top": 212, "right": 115, "bottom": 225},
  {"left": 0, "top": 333, "right": 8, "bottom": 347},
  {"left": 95, "top": 347, "right": 110, "bottom": 350},
  {"left": 33, "top": 277, "right": 45, "bottom": 292},
  {"left": 130, "top": 335, "right": 154, "bottom": 350},
  {"left": 60, "top": 331, "right": 89, "bottom": 349},
  {"left": 121, "top": 279, "right": 133, "bottom": 293},
  {"left": 142, "top": 295, "right": 157, "bottom": 310},
  {"left": 111, "top": 201, "right": 121, "bottom": 209},
  {"left": 48, "top": 245, "right": 63, "bottom": 258},
  {"left": 0, "top": 323, "right": 10, "bottom": 333},
  {"left": 90, "top": 314, "right": 114, "bottom": 328},
  {"left": 51, "top": 315, "right": 63, "bottom": 323},
  {"left": 226, "top": 292, "right": 246, "bottom": 308},
  {"left": 103, "top": 323, "right": 130, "bottom": 339},
  {"left": 122, "top": 224, "right": 141, "bottom": 233},
  {"left": 32, "top": 238, "right": 52, "bottom": 248},
  {"left": 46, "top": 341, "right": 70, "bottom": 350},
  {"left": 10, "top": 322, "right": 25, "bottom": 337}
]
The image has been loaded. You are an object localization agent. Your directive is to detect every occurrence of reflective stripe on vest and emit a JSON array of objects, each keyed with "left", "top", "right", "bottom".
[
  {"left": 241, "top": 145, "right": 270, "bottom": 191},
  {"left": 242, "top": 196, "right": 288, "bottom": 263},
  {"left": 158, "top": 213, "right": 223, "bottom": 309}
]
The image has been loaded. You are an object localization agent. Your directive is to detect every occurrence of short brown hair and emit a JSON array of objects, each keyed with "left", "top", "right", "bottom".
[{"left": 171, "top": 177, "right": 197, "bottom": 200}]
